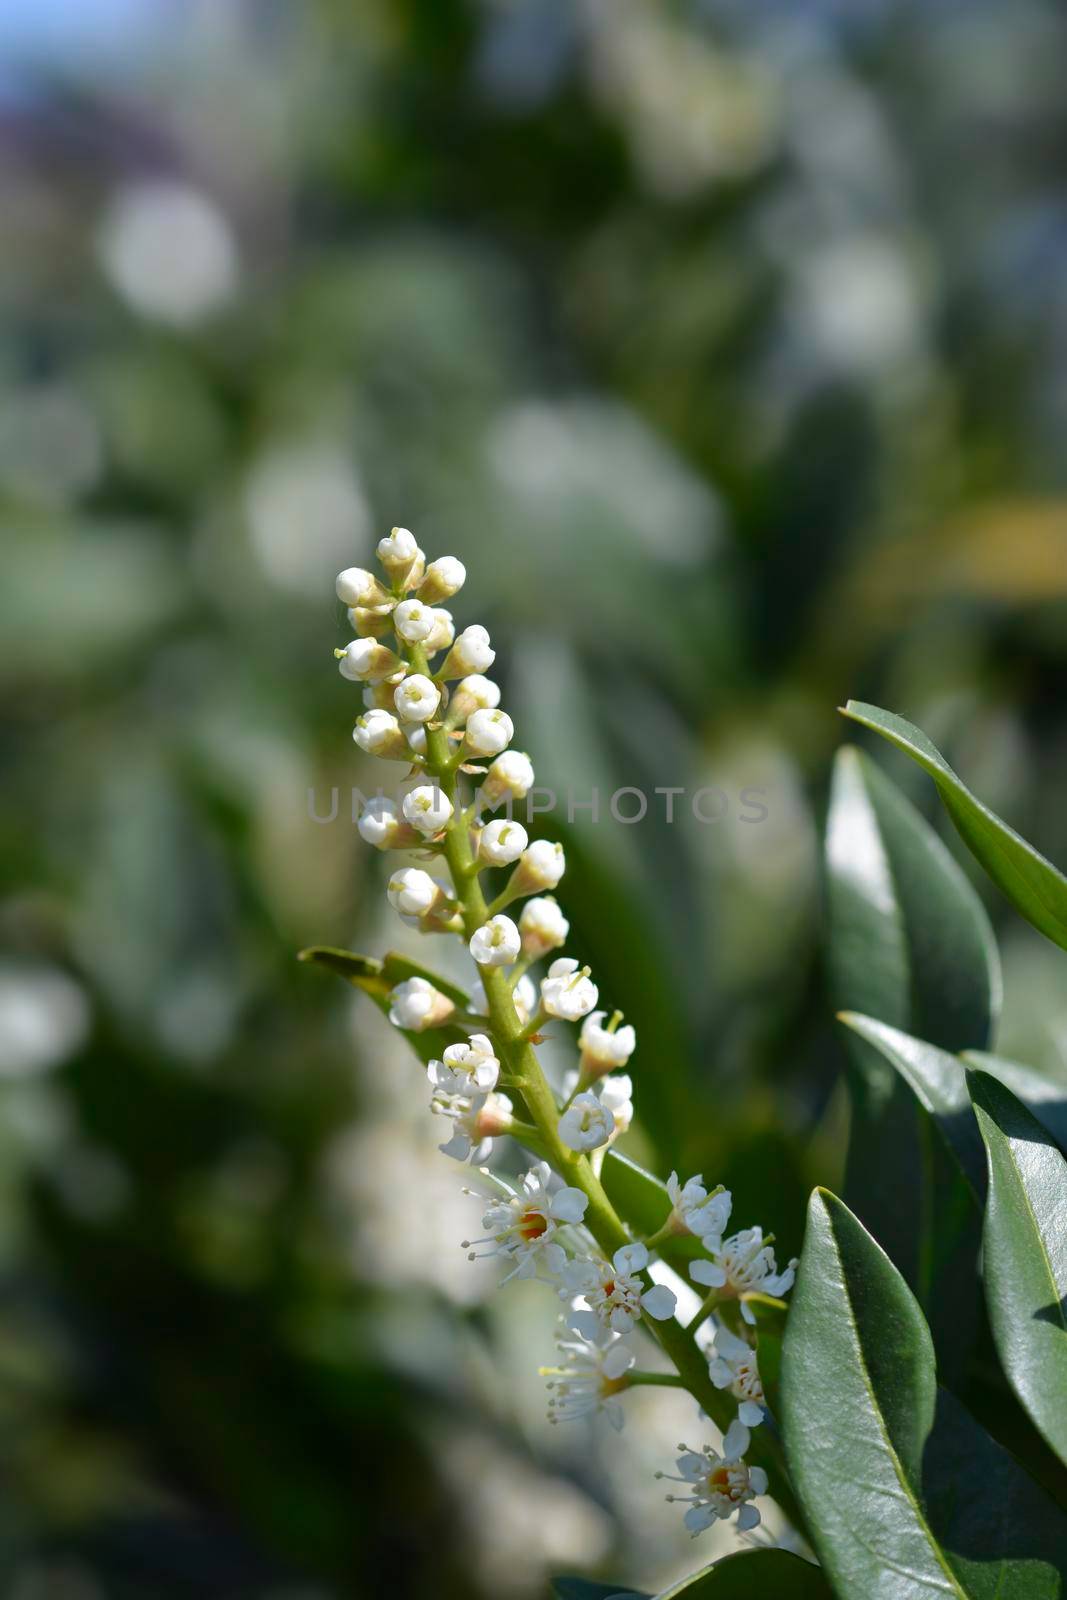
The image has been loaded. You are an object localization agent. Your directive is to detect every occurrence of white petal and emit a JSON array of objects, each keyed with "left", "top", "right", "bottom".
[
  {"left": 714, "top": 1325, "right": 751, "bottom": 1363},
  {"left": 739, "top": 1399, "right": 764, "bottom": 1427},
  {"left": 568, "top": 1309, "right": 599, "bottom": 1340},
  {"left": 708, "top": 1358, "right": 733, "bottom": 1390},
  {"left": 736, "top": 1504, "right": 761, "bottom": 1533},
  {"left": 550, "top": 1186, "right": 589, "bottom": 1224},
  {"left": 690, "top": 1260, "right": 727, "bottom": 1289},
  {"left": 614, "top": 1242, "right": 648, "bottom": 1275},
  {"left": 722, "top": 1418, "right": 750, "bottom": 1462},
  {"left": 684, "top": 1504, "right": 714, "bottom": 1533},
  {"left": 438, "top": 1132, "right": 471, "bottom": 1161},
  {"left": 641, "top": 1285, "right": 677, "bottom": 1321},
  {"left": 740, "top": 1298, "right": 757, "bottom": 1325},
  {"left": 749, "top": 1466, "right": 769, "bottom": 1496},
  {"left": 603, "top": 1343, "right": 635, "bottom": 1380}
]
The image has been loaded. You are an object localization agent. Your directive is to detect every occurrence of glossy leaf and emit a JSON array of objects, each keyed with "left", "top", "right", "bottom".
[
  {"left": 552, "top": 1582, "right": 647, "bottom": 1600},
  {"left": 970, "top": 1071, "right": 1067, "bottom": 1469},
  {"left": 783, "top": 1189, "right": 1067, "bottom": 1597},
  {"left": 655, "top": 1549, "right": 831, "bottom": 1596},
  {"left": 963, "top": 1050, "right": 1067, "bottom": 1156},
  {"left": 841, "top": 701, "right": 1067, "bottom": 952}
]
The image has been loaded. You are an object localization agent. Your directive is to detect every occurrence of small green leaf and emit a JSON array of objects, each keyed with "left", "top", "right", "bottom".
[
  {"left": 552, "top": 1582, "right": 648, "bottom": 1600},
  {"left": 298, "top": 945, "right": 468, "bottom": 1063},
  {"left": 654, "top": 1549, "right": 831, "bottom": 1596},
  {"left": 600, "top": 1150, "right": 701, "bottom": 1267},
  {"left": 970, "top": 1072, "right": 1067, "bottom": 1470},
  {"left": 963, "top": 1050, "right": 1067, "bottom": 1156},
  {"left": 841, "top": 701, "right": 1067, "bottom": 952}
]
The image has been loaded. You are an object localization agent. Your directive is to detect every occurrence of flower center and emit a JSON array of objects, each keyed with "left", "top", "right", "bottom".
[{"left": 518, "top": 1207, "right": 548, "bottom": 1241}]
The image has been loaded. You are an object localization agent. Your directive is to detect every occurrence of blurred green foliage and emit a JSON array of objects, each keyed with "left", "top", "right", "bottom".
[{"left": 3, "top": 0, "right": 1067, "bottom": 1594}]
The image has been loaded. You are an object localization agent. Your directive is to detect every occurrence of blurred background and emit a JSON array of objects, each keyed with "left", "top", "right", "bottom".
[{"left": 4, "top": 0, "right": 1067, "bottom": 1594}]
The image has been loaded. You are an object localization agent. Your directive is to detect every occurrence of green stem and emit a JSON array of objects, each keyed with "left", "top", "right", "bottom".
[{"left": 626, "top": 1371, "right": 688, "bottom": 1390}]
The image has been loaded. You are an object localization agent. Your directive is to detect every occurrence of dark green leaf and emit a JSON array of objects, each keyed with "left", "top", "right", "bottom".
[
  {"left": 654, "top": 1549, "right": 831, "bottom": 1596},
  {"left": 826, "top": 747, "right": 1000, "bottom": 1051},
  {"left": 552, "top": 1582, "right": 648, "bottom": 1600},
  {"left": 297, "top": 944, "right": 468, "bottom": 1063},
  {"left": 783, "top": 1188, "right": 1067, "bottom": 1597},
  {"left": 963, "top": 1050, "right": 1067, "bottom": 1156},
  {"left": 841, "top": 701, "right": 1067, "bottom": 952},
  {"left": 969, "top": 1072, "right": 1067, "bottom": 1470}
]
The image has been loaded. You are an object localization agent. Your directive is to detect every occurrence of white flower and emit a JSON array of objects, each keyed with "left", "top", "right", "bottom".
[
  {"left": 478, "top": 818, "right": 529, "bottom": 866},
  {"left": 404, "top": 722, "right": 428, "bottom": 756},
  {"left": 377, "top": 526, "right": 423, "bottom": 582},
  {"left": 430, "top": 1086, "right": 513, "bottom": 1164},
  {"left": 337, "top": 638, "right": 403, "bottom": 683},
  {"left": 667, "top": 1174, "right": 732, "bottom": 1251},
  {"left": 402, "top": 783, "right": 453, "bottom": 837},
  {"left": 394, "top": 673, "right": 442, "bottom": 724},
  {"left": 462, "top": 1162, "right": 589, "bottom": 1283},
  {"left": 558, "top": 1091, "right": 615, "bottom": 1152},
  {"left": 335, "top": 566, "right": 392, "bottom": 609},
  {"left": 469, "top": 915, "right": 521, "bottom": 967},
  {"left": 519, "top": 896, "right": 569, "bottom": 958},
  {"left": 708, "top": 1324, "right": 765, "bottom": 1427},
  {"left": 470, "top": 972, "right": 536, "bottom": 1025},
  {"left": 418, "top": 555, "right": 466, "bottom": 605},
  {"left": 465, "top": 708, "right": 513, "bottom": 757},
  {"left": 387, "top": 867, "right": 441, "bottom": 918},
  {"left": 442, "top": 623, "right": 495, "bottom": 678},
  {"left": 424, "top": 608, "right": 455, "bottom": 654},
  {"left": 438, "top": 1033, "right": 500, "bottom": 1093},
  {"left": 541, "top": 958, "right": 598, "bottom": 1021},
  {"left": 597, "top": 1073, "right": 634, "bottom": 1135},
  {"left": 690, "top": 1228, "right": 798, "bottom": 1324},
  {"left": 353, "top": 709, "right": 410, "bottom": 759},
  {"left": 449, "top": 674, "right": 501, "bottom": 724},
  {"left": 512, "top": 839, "right": 565, "bottom": 895},
  {"left": 579, "top": 1011, "right": 635, "bottom": 1076},
  {"left": 658, "top": 1426, "right": 766, "bottom": 1537},
  {"left": 541, "top": 1312, "right": 636, "bottom": 1431},
  {"left": 479, "top": 750, "right": 535, "bottom": 808},
  {"left": 357, "top": 795, "right": 412, "bottom": 851},
  {"left": 563, "top": 1242, "right": 676, "bottom": 1333},
  {"left": 392, "top": 598, "right": 435, "bottom": 643},
  {"left": 388, "top": 976, "right": 455, "bottom": 1032}
]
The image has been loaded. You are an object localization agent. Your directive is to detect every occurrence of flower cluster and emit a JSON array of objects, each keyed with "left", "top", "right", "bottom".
[{"left": 331, "top": 529, "right": 797, "bottom": 1545}]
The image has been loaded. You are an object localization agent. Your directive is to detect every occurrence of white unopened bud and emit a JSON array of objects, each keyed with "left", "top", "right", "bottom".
[
  {"left": 598, "top": 1073, "right": 634, "bottom": 1135},
  {"left": 449, "top": 675, "right": 500, "bottom": 725},
  {"left": 387, "top": 867, "right": 443, "bottom": 919},
  {"left": 478, "top": 818, "right": 528, "bottom": 866},
  {"left": 464, "top": 708, "right": 513, "bottom": 757},
  {"left": 480, "top": 751, "right": 534, "bottom": 808},
  {"left": 337, "top": 639, "right": 404, "bottom": 683},
  {"left": 362, "top": 681, "right": 400, "bottom": 711},
  {"left": 353, "top": 710, "right": 410, "bottom": 759},
  {"left": 357, "top": 795, "right": 419, "bottom": 850},
  {"left": 542, "top": 957, "right": 598, "bottom": 1021},
  {"left": 402, "top": 783, "right": 454, "bottom": 837},
  {"left": 511, "top": 839, "right": 565, "bottom": 895},
  {"left": 417, "top": 556, "right": 466, "bottom": 605},
  {"left": 424, "top": 608, "right": 455, "bottom": 655},
  {"left": 404, "top": 723, "right": 428, "bottom": 756},
  {"left": 469, "top": 915, "right": 521, "bottom": 968},
  {"left": 377, "top": 527, "right": 422, "bottom": 583},
  {"left": 392, "top": 598, "right": 436, "bottom": 644},
  {"left": 469, "top": 973, "right": 536, "bottom": 1025},
  {"left": 441, "top": 624, "right": 495, "bottom": 679},
  {"left": 580, "top": 1011, "right": 636, "bottom": 1077},
  {"left": 336, "top": 567, "right": 392, "bottom": 609},
  {"left": 394, "top": 674, "right": 442, "bottom": 724},
  {"left": 389, "top": 976, "right": 455, "bottom": 1032},
  {"left": 519, "top": 896, "right": 569, "bottom": 958},
  {"left": 558, "top": 1091, "right": 615, "bottom": 1153}
]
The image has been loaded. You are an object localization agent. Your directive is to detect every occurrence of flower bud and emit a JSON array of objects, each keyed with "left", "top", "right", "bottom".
[
  {"left": 336, "top": 566, "right": 392, "bottom": 609},
  {"left": 353, "top": 709, "right": 411, "bottom": 760},
  {"left": 519, "top": 896, "right": 569, "bottom": 958},
  {"left": 417, "top": 555, "right": 466, "bottom": 605},
  {"left": 441, "top": 1033, "right": 500, "bottom": 1093},
  {"left": 477, "top": 818, "right": 528, "bottom": 866},
  {"left": 448, "top": 675, "right": 500, "bottom": 726},
  {"left": 424, "top": 608, "right": 455, "bottom": 655},
  {"left": 348, "top": 606, "right": 394, "bottom": 639},
  {"left": 357, "top": 795, "right": 420, "bottom": 850},
  {"left": 470, "top": 973, "right": 536, "bottom": 1025},
  {"left": 336, "top": 639, "right": 404, "bottom": 683},
  {"left": 542, "top": 957, "right": 598, "bottom": 1021},
  {"left": 469, "top": 914, "right": 521, "bottom": 968},
  {"left": 389, "top": 976, "right": 455, "bottom": 1032},
  {"left": 479, "top": 751, "right": 534, "bottom": 809},
  {"left": 558, "top": 1091, "right": 615, "bottom": 1153},
  {"left": 441, "top": 624, "right": 495, "bottom": 679},
  {"left": 392, "top": 598, "right": 436, "bottom": 644},
  {"left": 363, "top": 682, "right": 399, "bottom": 711},
  {"left": 579, "top": 1011, "right": 636, "bottom": 1078},
  {"left": 377, "top": 527, "right": 423, "bottom": 585},
  {"left": 464, "top": 708, "right": 513, "bottom": 757},
  {"left": 404, "top": 722, "right": 428, "bottom": 756},
  {"left": 511, "top": 839, "right": 565, "bottom": 896},
  {"left": 387, "top": 867, "right": 443, "bottom": 919},
  {"left": 394, "top": 673, "right": 442, "bottom": 724},
  {"left": 598, "top": 1073, "right": 634, "bottom": 1135},
  {"left": 402, "top": 783, "right": 454, "bottom": 838}
]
